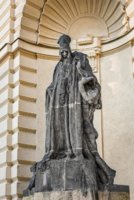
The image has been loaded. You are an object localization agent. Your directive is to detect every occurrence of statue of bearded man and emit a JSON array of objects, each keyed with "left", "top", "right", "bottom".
[
  {"left": 44, "top": 34, "right": 115, "bottom": 186},
  {"left": 23, "top": 35, "right": 116, "bottom": 197}
]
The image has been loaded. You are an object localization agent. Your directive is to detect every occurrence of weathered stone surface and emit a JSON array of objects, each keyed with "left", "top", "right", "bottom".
[
  {"left": 23, "top": 188, "right": 130, "bottom": 200},
  {"left": 34, "top": 158, "right": 97, "bottom": 193},
  {"left": 23, "top": 35, "right": 116, "bottom": 198}
]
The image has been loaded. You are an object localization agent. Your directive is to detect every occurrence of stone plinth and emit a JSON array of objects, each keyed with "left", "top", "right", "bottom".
[
  {"left": 23, "top": 159, "right": 130, "bottom": 200},
  {"left": 23, "top": 187, "right": 130, "bottom": 200},
  {"left": 34, "top": 158, "right": 97, "bottom": 193}
]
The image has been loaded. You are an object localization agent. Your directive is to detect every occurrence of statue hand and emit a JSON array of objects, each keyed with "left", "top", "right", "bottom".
[{"left": 80, "top": 77, "right": 94, "bottom": 84}]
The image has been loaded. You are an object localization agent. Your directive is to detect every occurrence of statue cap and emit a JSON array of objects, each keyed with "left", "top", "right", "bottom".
[{"left": 58, "top": 34, "right": 71, "bottom": 49}]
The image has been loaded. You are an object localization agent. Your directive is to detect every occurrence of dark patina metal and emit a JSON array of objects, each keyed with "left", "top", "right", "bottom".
[{"left": 23, "top": 35, "right": 116, "bottom": 199}]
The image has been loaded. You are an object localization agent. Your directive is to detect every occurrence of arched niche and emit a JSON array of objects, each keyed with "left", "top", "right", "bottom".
[
  {"left": 21, "top": 0, "right": 130, "bottom": 48},
  {"left": 37, "top": 0, "right": 129, "bottom": 47}
]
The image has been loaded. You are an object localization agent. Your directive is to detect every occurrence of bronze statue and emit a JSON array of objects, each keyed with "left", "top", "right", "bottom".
[
  {"left": 23, "top": 35, "right": 116, "bottom": 198},
  {"left": 44, "top": 34, "right": 115, "bottom": 183}
]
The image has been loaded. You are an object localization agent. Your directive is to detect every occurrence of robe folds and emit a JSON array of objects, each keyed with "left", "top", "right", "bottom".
[{"left": 45, "top": 52, "right": 101, "bottom": 158}]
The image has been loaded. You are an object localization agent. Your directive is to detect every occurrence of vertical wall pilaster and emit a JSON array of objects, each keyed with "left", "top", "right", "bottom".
[
  {"left": 0, "top": 54, "right": 16, "bottom": 200},
  {"left": 10, "top": 51, "right": 37, "bottom": 200},
  {"left": 0, "top": 49, "right": 38, "bottom": 199}
]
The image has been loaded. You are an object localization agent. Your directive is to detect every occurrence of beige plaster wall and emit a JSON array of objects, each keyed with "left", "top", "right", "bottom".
[
  {"left": 101, "top": 43, "right": 134, "bottom": 199},
  {"left": 36, "top": 57, "right": 58, "bottom": 161}
]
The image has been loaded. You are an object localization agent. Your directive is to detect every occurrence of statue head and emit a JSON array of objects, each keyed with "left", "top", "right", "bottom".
[{"left": 58, "top": 34, "right": 71, "bottom": 59}]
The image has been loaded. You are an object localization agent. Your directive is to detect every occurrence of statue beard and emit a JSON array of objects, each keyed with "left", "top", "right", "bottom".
[{"left": 60, "top": 49, "right": 72, "bottom": 62}]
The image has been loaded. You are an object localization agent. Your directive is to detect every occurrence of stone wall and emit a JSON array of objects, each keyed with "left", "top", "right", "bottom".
[
  {"left": 0, "top": 0, "right": 134, "bottom": 199},
  {"left": 101, "top": 43, "right": 134, "bottom": 199}
]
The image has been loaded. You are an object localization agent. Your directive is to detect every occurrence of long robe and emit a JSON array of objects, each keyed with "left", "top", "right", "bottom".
[{"left": 45, "top": 52, "right": 101, "bottom": 158}]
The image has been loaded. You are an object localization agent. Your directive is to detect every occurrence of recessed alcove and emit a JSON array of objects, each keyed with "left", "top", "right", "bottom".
[
  {"left": 37, "top": 0, "right": 129, "bottom": 47},
  {"left": 67, "top": 16, "right": 108, "bottom": 39}
]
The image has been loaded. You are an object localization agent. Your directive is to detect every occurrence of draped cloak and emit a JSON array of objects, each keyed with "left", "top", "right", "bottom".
[{"left": 45, "top": 52, "right": 101, "bottom": 158}]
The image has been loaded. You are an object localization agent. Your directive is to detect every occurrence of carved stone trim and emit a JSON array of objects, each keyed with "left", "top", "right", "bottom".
[{"left": 88, "top": 48, "right": 101, "bottom": 73}]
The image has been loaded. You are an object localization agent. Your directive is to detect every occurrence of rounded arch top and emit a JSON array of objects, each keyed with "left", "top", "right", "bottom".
[{"left": 20, "top": 0, "right": 131, "bottom": 48}]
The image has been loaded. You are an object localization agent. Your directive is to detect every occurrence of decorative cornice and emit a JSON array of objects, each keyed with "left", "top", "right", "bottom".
[{"left": 0, "top": 29, "right": 134, "bottom": 62}]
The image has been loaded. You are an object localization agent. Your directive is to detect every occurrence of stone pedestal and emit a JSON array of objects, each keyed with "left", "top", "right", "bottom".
[
  {"left": 23, "top": 187, "right": 130, "bottom": 200},
  {"left": 34, "top": 158, "right": 97, "bottom": 193},
  {"left": 23, "top": 159, "right": 130, "bottom": 200}
]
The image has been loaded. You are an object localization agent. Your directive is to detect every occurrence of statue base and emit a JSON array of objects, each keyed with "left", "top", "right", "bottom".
[
  {"left": 23, "top": 157, "right": 130, "bottom": 200},
  {"left": 23, "top": 158, "right": 99, "bottom": 196},
  {"left": 23, "top": 159, "right": 130, "bottom": 200},
  {"left": 23, "top": 186, "right": 130, "bottom": 200},
  {"left": 35, "top": 158, "right": 97, "bottom": 193}
]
